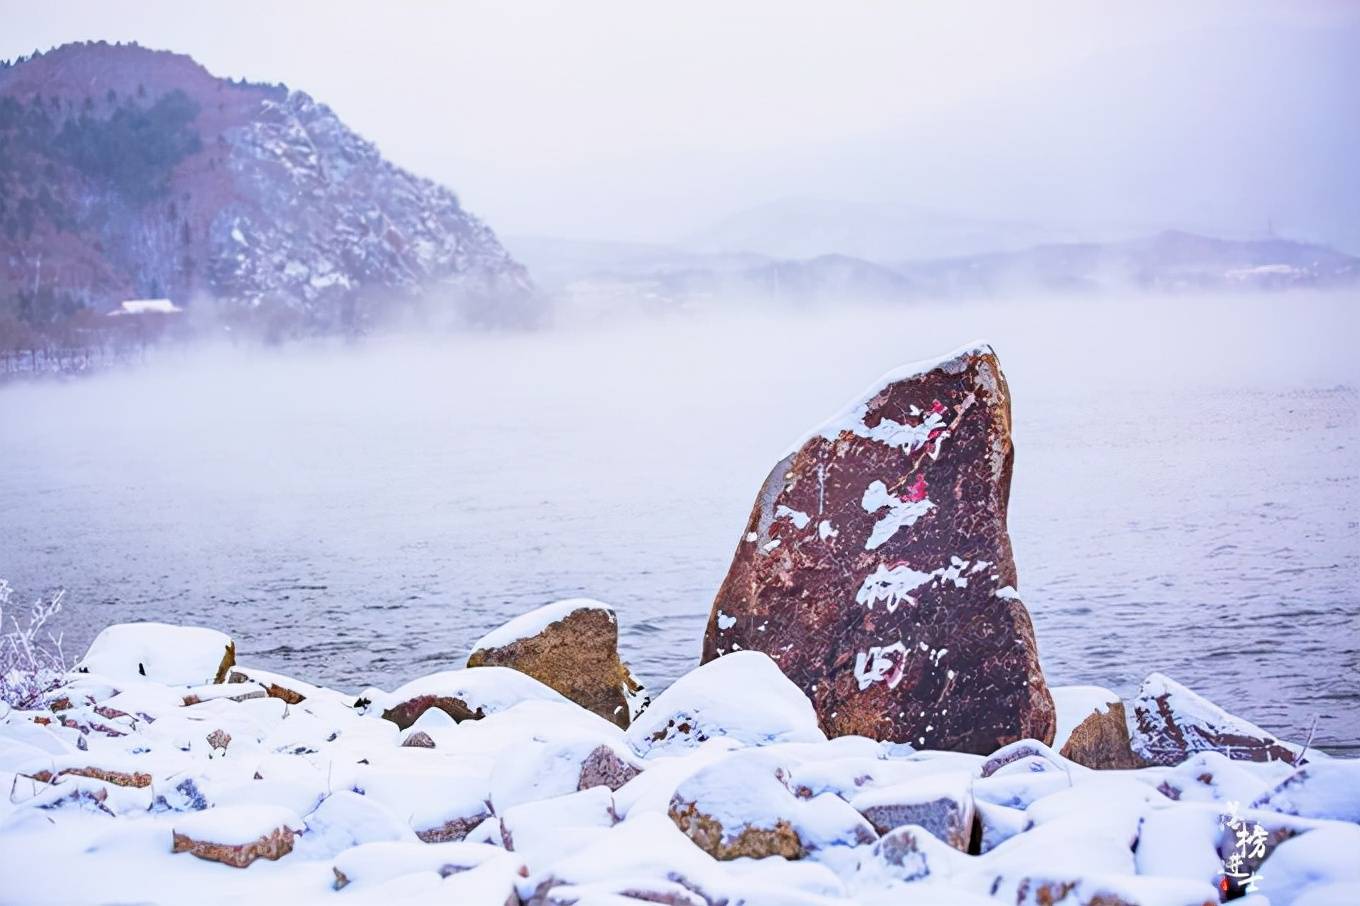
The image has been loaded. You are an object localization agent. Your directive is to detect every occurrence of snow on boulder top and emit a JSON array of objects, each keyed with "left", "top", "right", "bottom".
[
  {"left": 625, "top": 651, "right": 826, "bottom": 757},
  {"left": 669, "top": 749, "right": 875, "bottom": 858},
  {"left": 470, "top": 598, "right": 615, "bottom": 653},
  {"left": 468, "top": 597, "right": 642, "bottom": 731},
  {"left": 75, "top": 622, "right": 235, "bottom": 687},
  {"left": 172, "top": 804, "right": 299, "bottom": 846},
  {"left": 1050, "top": 685, "right": 1121, "bottom": 751},
  {"left": 784, "top": 339, "right": 995, "bottom": 459}
]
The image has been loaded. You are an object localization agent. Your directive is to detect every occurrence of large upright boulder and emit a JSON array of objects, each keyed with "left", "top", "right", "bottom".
[
  {"left": 467, "top": 599, "right": 645, "bottom": 729},
  {"left": 702, "top": 342, "right": 1055, "bottom": 754}
]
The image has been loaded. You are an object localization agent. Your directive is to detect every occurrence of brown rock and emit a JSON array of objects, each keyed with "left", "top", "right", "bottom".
[
  {"left": 382, "top": 694, "right": 485, "bottom": 729},
  {"left": 870, "top": 825, "right": 969, "bottom": 882},
  {"left": 577, "top": 744, "right": 642, "bottom": 792},
  {"left": 377, "top": 665, "right": 576, "bottom": 730},
  {"left": 1060, "top": 701, "right": 1148, "bottom": 770},
  {"left": 183, "top": 684, "right": 266, "bottom": 706},
  {"left": 665, "top": 753, "right": 873, "bottom": 861},
  {"left": 467, "top": 599, "right": 643, "bottom": 729},
  {"left": 414, "top": 811, "right": 490, "bottom": 843},
  {"left": 206, "top": 729, "right": 231, "bottom": 754},
  {"left": 227, "top": 668, "right": 306, "bottom": 704},
  {"left": 213, "top": 641, "right": 236, "bottom": 685},
  {"left": 1130, "top": 672, "right": 1301, "bottom": 767},
  {"left": 668, "top": 799, "right": 804, "bottom": 861},
  {"left": 171, "top": 823, "right": 294, "bottom": 868},
  {"left": 27, "top": 766, "right": 152, "bottom": 788},
  {"left": 702, "top": 343, "right": 1055, "bottom": 754}
]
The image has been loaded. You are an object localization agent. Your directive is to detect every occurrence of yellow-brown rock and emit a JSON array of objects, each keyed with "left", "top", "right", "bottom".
[{"left": 467, "top": 599, "right": 644, "bottom": 729}]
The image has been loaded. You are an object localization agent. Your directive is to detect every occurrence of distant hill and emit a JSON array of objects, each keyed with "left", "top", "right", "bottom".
[
  {"left": 684, "top": 196, "right": 1083, "bottom": 262},
  {"left": 0, "top": 42, "right": 535, "bottom": 347},
  {"left": 537, "top": 228, "right": 1360, "bottom": 319},
  {"left": 898, "top": 231, "right": 1360, "bottom": 296}
]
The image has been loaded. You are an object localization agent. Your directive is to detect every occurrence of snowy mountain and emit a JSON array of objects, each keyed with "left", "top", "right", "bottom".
[{"left": 0, "top": 42, "right": 536, "bottom": 341}]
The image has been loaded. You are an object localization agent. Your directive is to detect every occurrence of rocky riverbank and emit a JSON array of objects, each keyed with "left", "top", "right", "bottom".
[{"left": 0, "top": 606, "right": 1355, "bottom": 905}]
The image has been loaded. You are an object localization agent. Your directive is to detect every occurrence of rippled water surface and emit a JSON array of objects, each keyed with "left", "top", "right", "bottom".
[{"left": 2, "top": 295, "right": 1356, "bottom": 751}]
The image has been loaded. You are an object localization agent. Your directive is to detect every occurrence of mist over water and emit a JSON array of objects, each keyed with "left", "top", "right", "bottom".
[{"left": 1, "top": 291, "right": 1356, "bottom": 750}]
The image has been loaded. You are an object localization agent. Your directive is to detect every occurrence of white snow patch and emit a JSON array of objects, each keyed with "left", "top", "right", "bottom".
[
  {"left": 775, "top": 505, "right": 811, "bottom": 529},
  {"left": 861, "top": 480, "right": 934, "bottom": 550},
  {"left": 172, "top": 804, "right": 299, "bottom": 846},
  {"left": 855, "top": 558, "right": 970, "bottom": 612},
  {"left": 1050, "top": 685, "right": 1120, "bottom": 751},
  {"left": 781, "top": 339, "right": 994, "bottom": 459},
  {"left": 471, "top": 598, "right": 614, "bottom": 653},
  {"left": 625, "top": 651, "right": 826, "bottom": 757},
  {"left": 853, "top": 641, "right": 910, "bottom": 691}
]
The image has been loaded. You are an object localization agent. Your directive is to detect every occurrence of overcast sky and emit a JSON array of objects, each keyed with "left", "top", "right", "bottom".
[{"left": 4, "top": 1, "right": 1358, "bottom": 248}]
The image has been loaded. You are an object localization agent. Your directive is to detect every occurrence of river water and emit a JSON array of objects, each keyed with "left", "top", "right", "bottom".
[{"left": 2, "top": 293, "right": 1356, "bottom": 751}]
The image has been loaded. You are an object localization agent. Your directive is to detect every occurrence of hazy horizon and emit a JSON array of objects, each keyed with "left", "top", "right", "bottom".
[{"left": 3, "top": 1, "right": 1358, "bottom": 254}]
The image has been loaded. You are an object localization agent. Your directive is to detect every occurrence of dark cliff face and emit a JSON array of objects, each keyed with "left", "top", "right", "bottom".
[{"left": 0, "top": 42, "right": 536, "bottom": 339}]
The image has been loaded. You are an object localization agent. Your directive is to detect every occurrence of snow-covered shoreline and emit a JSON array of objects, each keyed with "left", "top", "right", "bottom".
[{"left": 2, "top": 616, "right": 1356, "bottom": 905}]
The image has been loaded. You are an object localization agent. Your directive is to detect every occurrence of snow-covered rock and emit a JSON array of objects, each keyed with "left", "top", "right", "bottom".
[
  {"left": 330, "top": 840, "right": 517, "bottom": 891},
  {"left": 1154, "top": 750, "right": 1287, "bottom": 805},
  {"left": 373, "top": 666, "right": 572, "bottom": 729},
  {"left": 625, "top": 650, "right": 827, "bottom": 757},
  {"left": 1134, "top": 804, "right": 1224, "bottom": 888},
  {"left": 352, "top": 764, "right": 492, "bottom": 843},
  {"left": 170, "top": 804, "right": 299, "bottom": 867},
  {"left": 225, "top": 664, "right": 336, "bottom": 705},
  {"left": 491, "top": 733, "right": 641, "bottom": 811},
  {"left": 667, "top": 750, "right": 875, "bottom": 859},
  {"left": 499, "top": 785, "right": 617, "bottom": 860},
  {"left": 1253, "top": 822, "right": 1360, "bottom": 906},
  {"left": 518, "top": 812, "right": 728, "bottom": 905},
  {"left": 2, "top": 619, "right": 1355, "bottom": 905},
  {"left": 1251, "top": 759, "right": 1360, "bottom": 823},
  {"left": 851, "top": 824, "right": 971, "bottom": 888},
  {"left": 975, "top": 799, "right": 1029, "bottom": 853},
  {"left": 300, "top": 791, "right": 417, "bottom": 857},
  {"left": 1051, "top": 686, "right": 1123, "bottom": 751},
  {"left": 849, "top": 771, "right": 975, "bottom": 850},
  {"left": 75, "top": 622, "right": 235, "bottom": 687},
  {"left": 468, "top": 598, "right": 645, "bottom": 729},
  {"left": 1052, "top": 686, "right": 1147, "bottom": 770},
  {"left": 1130, "top": 672, "right": 1304, "bottom": 767}
]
